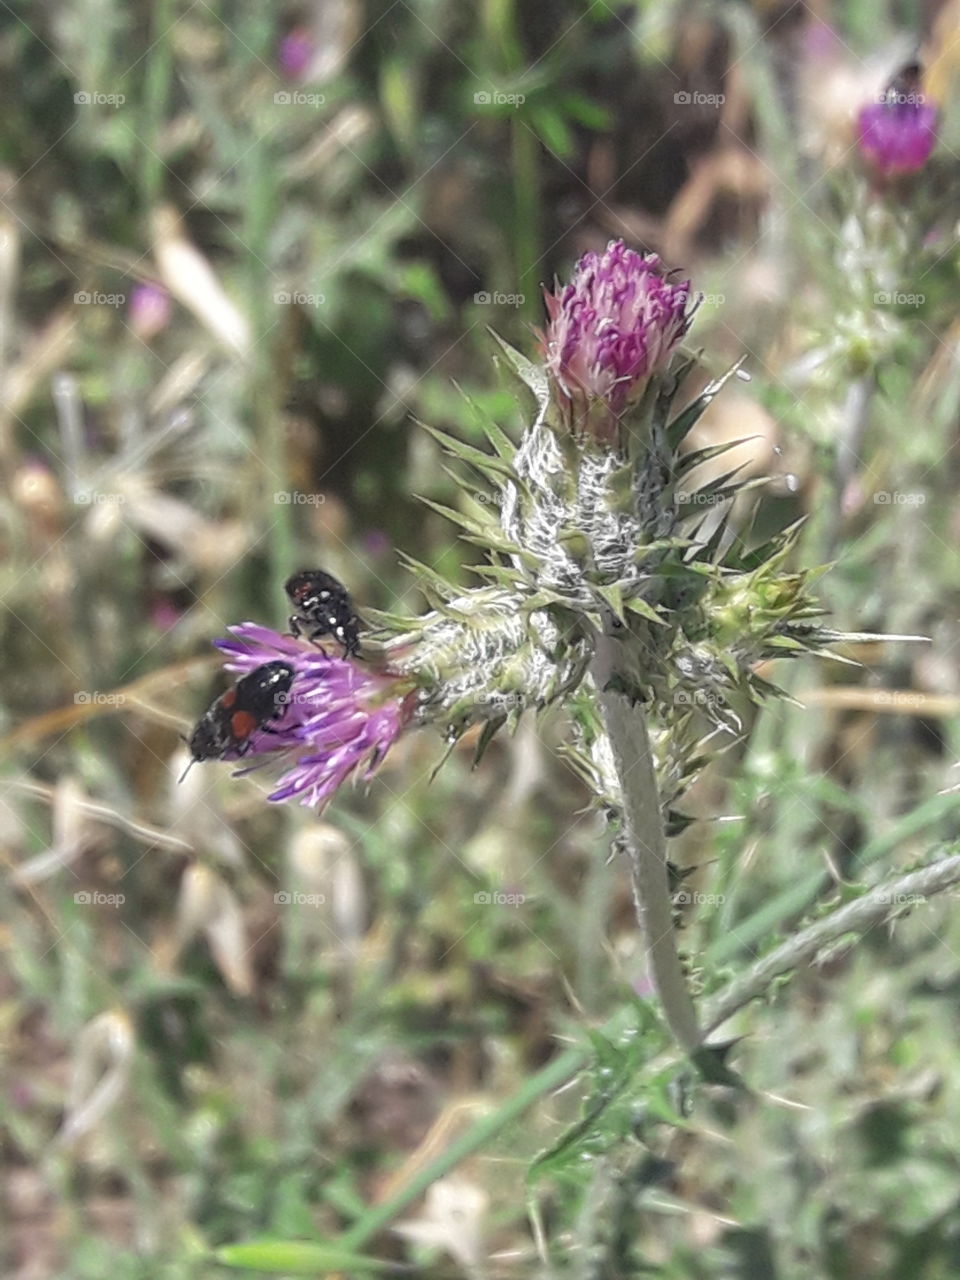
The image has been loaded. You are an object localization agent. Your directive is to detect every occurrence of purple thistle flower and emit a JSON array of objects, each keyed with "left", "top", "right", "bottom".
[
  {"left": 214, "top": 623, "right": 414, "bottom": 810},
  {"left": 542, "top": 240, "right": 692, "bottom": 443},
  {"left": 278, "top": 27, "right": 314, "bottom": 81},
  {"left": 857, "top": 93, "right": 938, "bottom": 179},
  {"left": 129, "top": 283, "right": 171, "bottom": 341}
]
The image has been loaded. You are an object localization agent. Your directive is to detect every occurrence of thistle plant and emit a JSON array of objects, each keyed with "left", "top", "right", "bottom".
[{"left": 202, "top": 240, "right": 908, "bottom": 1054}]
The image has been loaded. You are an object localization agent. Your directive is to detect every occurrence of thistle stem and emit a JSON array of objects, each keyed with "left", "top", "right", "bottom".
[
  {"left": 704, "top": 851, "right": 960, "bottom": 1034},
  {"left": 591, "top": 633, "right": 701, "bottom": 1053},
  {"left": 328, "top": 850, "right": 960, "bottom": 1250}
]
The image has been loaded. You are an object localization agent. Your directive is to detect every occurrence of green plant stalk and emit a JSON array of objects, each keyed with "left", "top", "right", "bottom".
[
  {"left": 139, "top": 0, "right": 175, "bottom": 205},
  {"left": 340, "top": 1034, "right": 595, "bottom": 1251},
  {"left": 511, "top": 118, "right": 540, "bottom": 327},
  {"left": 239, "top": 57, "right": 295, "bottom": 589},
  {"left": 332, "top": 849, "right": 960, "bottom": 1257},
  {"left": 706, "top": 787, "right": 960, "bottom": 967},
  {"left": 704, "top": 850, "right": 960, "bottom": 1032},
  {"left": 591, "top": 633, "right": 702, "bottom": 1054}
]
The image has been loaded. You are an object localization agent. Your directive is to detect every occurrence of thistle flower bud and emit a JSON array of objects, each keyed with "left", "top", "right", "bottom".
[
  {"left": 128, "top": 282, "right": 171, "bottom": 342},
  {"left": 857, "top": 91, "right": 938, "bottom": 178},
  {"left": 278, "top": 27, "right": 314, "bottom": 81},
  {"left": 542, "top": 240, "right": 692, "bottom": 444}
]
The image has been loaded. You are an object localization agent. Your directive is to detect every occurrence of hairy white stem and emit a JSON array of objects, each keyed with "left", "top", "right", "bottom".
[
  {"left": 705, "top": 852, "right": 960, "bottom": 1035},
  {"left": 591, "top": 633, "right": 701, "bottom": 1053}
]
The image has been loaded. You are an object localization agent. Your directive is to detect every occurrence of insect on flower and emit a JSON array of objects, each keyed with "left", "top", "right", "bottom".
[
  {"left": 215, "top": 624, "right": 413, "bottom": 809},
  {"left": 285, "top": 568, "right": 361, "bottom": 657},
  {"left": 180, "top": 660, "right": 295, "bottom": 780}
]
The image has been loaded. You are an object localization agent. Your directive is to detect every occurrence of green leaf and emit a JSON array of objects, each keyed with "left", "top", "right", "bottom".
[
  {"left": 593, "top": 582, "right": 626, "bottom": 623},
  {"left": 215, "top": 1240, "right": 394, "bottom": 1273},
  {"left": 472, "top": 714, "right": 506, "bottom": 767},
  {"left": 418, "top": 420, "right": 518, "bottom": 483},
  {"left": 528, "top": 104, "right": 574, "bottom": 157},
  {"left": 666, "top": 359, "right": 745, "bottom": 450},
  {"left": 674, "top": 435, "right": 762, "bottom": 480},
  {"left": 490, "top": 330, "right": 551, "bottom": 411},
  {"left": 624, "top": 596, "right": 669, "bottom": 626}
]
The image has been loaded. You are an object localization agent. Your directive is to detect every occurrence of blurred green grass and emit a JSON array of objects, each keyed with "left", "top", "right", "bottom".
[{"left": 3, "top": 0, "right": 960, "bottom": 1276}]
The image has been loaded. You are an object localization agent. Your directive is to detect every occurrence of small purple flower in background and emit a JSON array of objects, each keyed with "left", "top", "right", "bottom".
[
  {"left": 278, "top": 27, "right": 314, "bottom": 81},
  {"left": 129, "top": 283, "right": 172, "bottom": 342},
  {"left": 150, "top": 599, "right": 182, "bottom": 632},
  {"left": 542, "top": 240, "right": 692, "bottom": 443},
  {"left": 215, "top": 623, "right": 414, "bottom": 810},
  {"left": 857, "top": 85, "right": 938, "bottom": 179}
]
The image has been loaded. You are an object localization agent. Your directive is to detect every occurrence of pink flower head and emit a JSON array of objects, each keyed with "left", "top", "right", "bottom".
[
  {"left": 129, "top": 283, "right": 171, "bottom": 341},
  {"left": 542, "top": 240, "right": 692, "bottom": 442},
  {"left": 214, "top": 623, "right": 413, "bottom": 810},
  {"left": 857, "top": 93, "right": 938, "bottom": 178},
  {"left": 278, "top": 27, "right": 314, "bottom": 81}
]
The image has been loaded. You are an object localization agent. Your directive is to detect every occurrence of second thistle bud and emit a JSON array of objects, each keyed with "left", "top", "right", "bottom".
[{"left": 541, "top": 240, "right": 692, "bottom": 447}]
